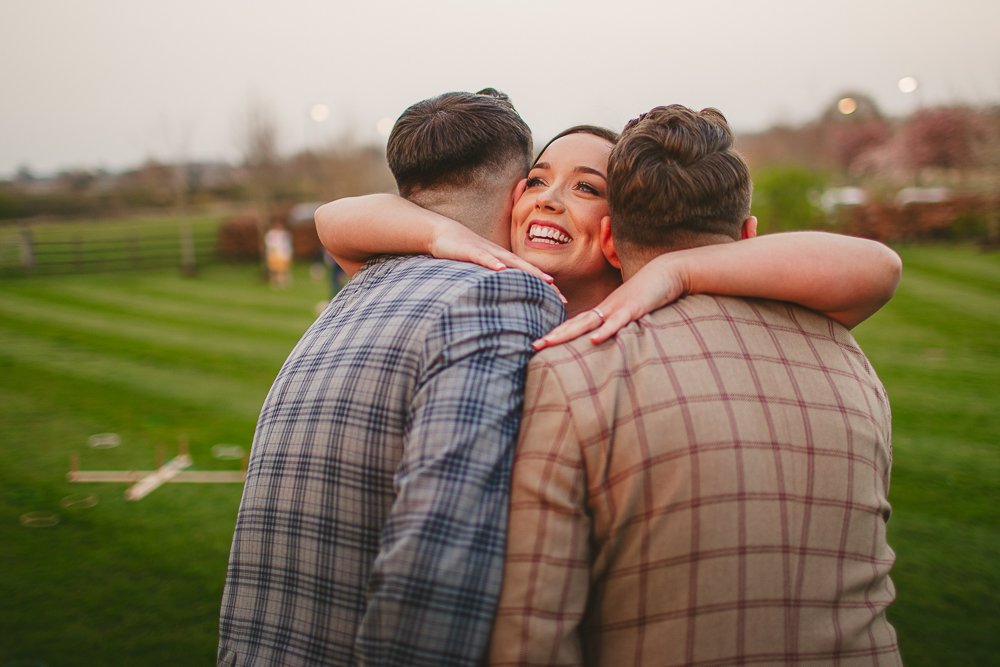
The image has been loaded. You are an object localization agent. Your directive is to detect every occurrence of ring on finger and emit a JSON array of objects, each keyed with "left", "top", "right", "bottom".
[{"left": 591, "top": 306, "right": 606, "bottom": 324}]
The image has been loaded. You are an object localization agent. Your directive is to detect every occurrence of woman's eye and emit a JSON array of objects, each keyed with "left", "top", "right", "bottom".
[
  {"left": 525, "top": 176, "right": 545, "bottom": 188},
  {"left": 577, "top": 182, "right": 601, "bottom": 196}
]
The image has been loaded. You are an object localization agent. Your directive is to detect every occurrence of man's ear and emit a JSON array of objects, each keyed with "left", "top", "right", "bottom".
[
  {"left": 600, "top": 216, "right": 622, "bottom": 269},
  {"left": 741, "top": 215, "right": 758, "bottom": 240}
]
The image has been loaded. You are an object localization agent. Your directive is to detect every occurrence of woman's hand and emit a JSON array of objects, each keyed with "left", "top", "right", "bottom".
[
  {"left": 428, "top": 221, "right": 567, "bottom": 305},
  {"left": 532, "top": 254, "right": 686, "bottom": 350}
]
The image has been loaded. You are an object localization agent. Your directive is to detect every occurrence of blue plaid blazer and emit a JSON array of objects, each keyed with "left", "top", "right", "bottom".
[{"left": 219, "top": 255, "right": 564, "bottom": 666}]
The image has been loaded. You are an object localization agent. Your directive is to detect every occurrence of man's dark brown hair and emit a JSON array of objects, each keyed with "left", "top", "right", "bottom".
[
  {"left": 386, "top": 88, "right": 533, "bottom": 198},
  {"left": 608, "top": 104, "right": 751, "bottom": 250}
]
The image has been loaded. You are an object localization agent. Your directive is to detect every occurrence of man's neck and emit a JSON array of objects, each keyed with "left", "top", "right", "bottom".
[
  {"left": 410, "top": 192, "right": 510, "bottom": 249},
  {"left": 562, "top": 267, "right": 624, "bottom": 318},
  {"left": 619, "top": 235, "right": 736, "bottom": 281}
]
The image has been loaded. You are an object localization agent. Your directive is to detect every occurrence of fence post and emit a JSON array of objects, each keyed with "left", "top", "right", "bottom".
[{"left": 18, "top": 222, "right": 35, "bottom": 272}]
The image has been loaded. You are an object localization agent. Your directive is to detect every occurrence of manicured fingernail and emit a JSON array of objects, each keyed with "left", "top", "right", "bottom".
[{"left": 531, "top": 340, "right": 545, "bottom": 350}]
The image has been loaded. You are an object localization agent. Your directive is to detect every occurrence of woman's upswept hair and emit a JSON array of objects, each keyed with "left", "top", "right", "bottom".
[{"left": 533, "top": 124, "right": 619, "bottom": 166}]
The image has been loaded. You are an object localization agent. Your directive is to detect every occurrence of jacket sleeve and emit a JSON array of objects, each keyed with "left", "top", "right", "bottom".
[
  {"left": 354, "top": 268, "right": 564, "bottom": 667},
  {"left": 488, "top": 355, "right": 591, "bottom": 666}
]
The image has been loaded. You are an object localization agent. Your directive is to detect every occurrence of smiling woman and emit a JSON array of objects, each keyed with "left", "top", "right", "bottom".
[{"left": 511, "top": 126, "right": 622, "bottom": 315}]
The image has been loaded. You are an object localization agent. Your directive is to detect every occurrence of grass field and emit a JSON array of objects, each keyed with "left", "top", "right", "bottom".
[{"left": 1, "top": 244, "right": 998, "bottom": 666}]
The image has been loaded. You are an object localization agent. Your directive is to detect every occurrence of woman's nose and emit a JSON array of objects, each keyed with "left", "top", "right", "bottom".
[{"left": 535, "top": 186, "right": 565, "bottom": 212}]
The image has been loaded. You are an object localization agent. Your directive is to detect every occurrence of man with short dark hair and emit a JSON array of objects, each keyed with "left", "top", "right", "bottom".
[
  {"left": 490, "top": 104, "right": 901, "bottom": 666},
  {"left": 219, "top": 89, "right": 563, "bottom": 666}
]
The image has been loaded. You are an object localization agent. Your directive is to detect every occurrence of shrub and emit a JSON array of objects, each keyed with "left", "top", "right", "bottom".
[{"left": 751, "top": 166, "right": 829, "bottom": 233}]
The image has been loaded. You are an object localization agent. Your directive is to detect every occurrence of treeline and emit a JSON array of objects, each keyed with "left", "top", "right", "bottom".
[
  {"left": 739, "top": 99, "right": 1000, "bottom": 243},
  {"left": 0, "top": 144, "right": 394, "bottom": 222},
  {"left": 4, "top": 98, "right": 999, "bottom": 245}
]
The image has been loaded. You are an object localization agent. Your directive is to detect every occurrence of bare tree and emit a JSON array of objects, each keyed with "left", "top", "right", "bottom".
[{"left": 236, "top": 97, "right": 282, "bottom": 277}]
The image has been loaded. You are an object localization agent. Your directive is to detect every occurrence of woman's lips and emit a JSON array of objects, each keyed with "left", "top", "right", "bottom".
[{"left": 526, "top": 221, "right": 572, "bottom": 247}]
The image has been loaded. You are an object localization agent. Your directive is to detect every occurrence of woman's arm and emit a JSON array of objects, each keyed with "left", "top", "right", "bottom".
[
  {"left": 534, "top": 231, "right": 901, "bottom": 349},
  {"left": 314, "top": 193, "right": 554, "bottom": 285}
]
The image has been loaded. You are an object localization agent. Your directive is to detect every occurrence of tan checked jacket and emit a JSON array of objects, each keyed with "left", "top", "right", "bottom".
[{"left": 489, "top": 295, "right": 901, "bottom": 666}]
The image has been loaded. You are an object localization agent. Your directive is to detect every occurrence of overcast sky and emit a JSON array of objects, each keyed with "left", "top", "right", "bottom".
[{"left": 2, "top": 0, "right": 998, "bottom": 178}]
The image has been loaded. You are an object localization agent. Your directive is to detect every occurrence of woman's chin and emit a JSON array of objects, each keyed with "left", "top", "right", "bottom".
[{"left": 514, "top": 246, "right": 570, "bottom": 274}]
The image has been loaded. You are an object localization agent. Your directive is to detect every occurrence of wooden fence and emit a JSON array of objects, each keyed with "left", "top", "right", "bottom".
[{"left": 0, "top": 220, "right": 221, "bottom": 277}]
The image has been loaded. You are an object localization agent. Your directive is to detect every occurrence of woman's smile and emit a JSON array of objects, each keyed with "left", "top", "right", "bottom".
[{"left": 525, "top": 221, "right": 573, "bottom": 248}]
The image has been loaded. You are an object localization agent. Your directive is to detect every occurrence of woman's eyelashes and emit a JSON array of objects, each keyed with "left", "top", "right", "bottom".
[{"left": 525, "top": 175, "right": 603, "bottom": 197}]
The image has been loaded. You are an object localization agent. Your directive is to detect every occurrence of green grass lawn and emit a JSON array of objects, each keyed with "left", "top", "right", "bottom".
[
  {"left": 0, "top": 262, "right": 331, "bottom": 666},
  {"left": 849, "top": 245, "right": 1000, "bottom": 664},
  {"left": 1, "top": 244, "right": 997, "bottom": 665}
]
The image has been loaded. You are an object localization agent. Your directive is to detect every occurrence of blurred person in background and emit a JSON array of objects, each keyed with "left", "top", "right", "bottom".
[{"left": 264, "top": 220, "right": 293, "bottom": 287}]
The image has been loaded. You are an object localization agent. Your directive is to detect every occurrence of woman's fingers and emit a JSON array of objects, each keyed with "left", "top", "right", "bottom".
[
  {"left": 533, "top": 297, "right": 647, "bottom": 349},
  {"left": 587, "top": 307, "right": 635, "bottom": 344},
  {"left": 532, "top": 309, "right": 604, "bottom": 350},
  {"left": 430, "top": 235, "right": 565, "bottom": 305},
  {"left": 500, "top": 254, "right": 566, "bottom": 304},
  {"left": 467, "top": 248, "right": 507, "bottom": 271},
  {"left": 444, "top": 238, "right": 554, "bottom": 282},
  {"left": 496, "top": 252, "right": 555, "bottom": 284}
]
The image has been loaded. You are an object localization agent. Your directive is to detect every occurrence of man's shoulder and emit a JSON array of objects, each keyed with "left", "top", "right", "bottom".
[
  {"left": 358, "top": 255, "right": 556, "bottom": 298},
  {"left": 356, "top": 254, "right": 493, "bottom": 285},
  {"left": 529, "top": 294, "right": 863, "bottom": 372},
  {"left": 648, "top": 294, "right": 848, "bottom": 334},
  {"left": 528, "top": 329, "right": 622, "bottom": 386},
  {"left": 340, "top": 256, "right": 563, "bottom": 336}
]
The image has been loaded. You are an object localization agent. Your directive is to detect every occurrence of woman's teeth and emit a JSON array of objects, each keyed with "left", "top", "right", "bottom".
[{"left": 528, "top": 224, "right": 571, "bottom": 245}]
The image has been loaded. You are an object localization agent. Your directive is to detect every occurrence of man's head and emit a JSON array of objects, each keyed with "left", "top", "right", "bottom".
[
  {"left": 602, "top": 104, "right": 754, "bottom": 275},
  {"left": 386, "top": 88, "right": 533, "bottom": 245}
]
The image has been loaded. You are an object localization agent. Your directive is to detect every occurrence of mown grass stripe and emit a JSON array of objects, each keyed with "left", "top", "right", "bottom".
[
  {"left": 100, "top": 271, "right": 333, "bottom": 315},
  {"left": 895, "top": 271, "right": 1000, "bottom": 324},
  {"left": 897, "top": 245, "right": 1000, "bottom": 290},
  {"left": 0, "top": 293, "right": 304, "bottom": 373},
  {"left": 0, "top": 277, "right": 322, "bottom": 341},
  {"left": 0, "top": 328, "right": 270, "bottom": 422},
  {"left": 0, "top": 317, "right": 284, "bottom": 392}
]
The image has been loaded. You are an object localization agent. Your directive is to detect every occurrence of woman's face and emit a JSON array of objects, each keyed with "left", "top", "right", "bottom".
[{"left": 510, "top": 132, "right": 614, "bottom": 284}]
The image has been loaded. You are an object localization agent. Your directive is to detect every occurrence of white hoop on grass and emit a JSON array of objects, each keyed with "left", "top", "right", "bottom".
[
  {"left": 212, "top": 445, "right": 245, "bottom": 460},
  {"left": 60, "top": 494, "right": 98, "bottom": 509},
  {"left": 20, "top": 512, "right": 59, "bottom": 528},
  {"left": 87, "top": 433, "right": 121, "bottom": 449}
]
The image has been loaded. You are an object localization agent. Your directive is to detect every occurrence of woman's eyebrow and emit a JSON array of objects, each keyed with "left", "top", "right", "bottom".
[{"left": 575, "top": 166, "right": 607, "bottom": 180}]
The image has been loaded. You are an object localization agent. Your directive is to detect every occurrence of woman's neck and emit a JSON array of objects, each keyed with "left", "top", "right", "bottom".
[{"left": 561, "top": 271, "right": 623, "bottom": 318}]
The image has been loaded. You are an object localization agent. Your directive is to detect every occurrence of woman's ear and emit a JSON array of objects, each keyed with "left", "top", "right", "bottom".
[
  {"left": 512, "top": 178, "right": 528, "bottom": 205},
  {"left": 741, "top": 215, "right": 758, "bottom": 239},
  {"left": 600, "top": 216, "right": 622, "bottom": 269}
]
